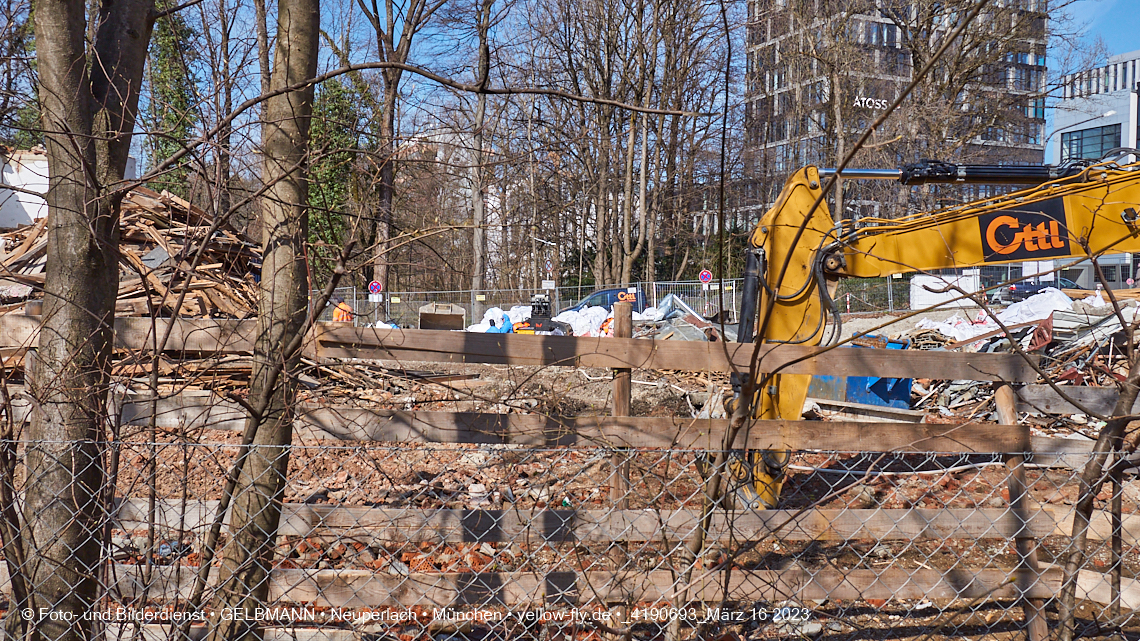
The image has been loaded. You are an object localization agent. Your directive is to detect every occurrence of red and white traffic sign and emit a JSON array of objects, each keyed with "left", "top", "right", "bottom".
[
  {"left": 368, "top": 280, "right": 383, "bottom": 294},
  {"left": 698, "top": 269, "right": 713, "bottom": 283}
]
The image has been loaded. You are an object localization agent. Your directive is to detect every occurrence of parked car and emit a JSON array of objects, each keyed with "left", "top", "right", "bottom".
[
  {"left": 560, "top": 286, "right": 647, "bottom": 314},
  {"left": 1005, "top": 277, "right": 1078, "bottom": 302}
]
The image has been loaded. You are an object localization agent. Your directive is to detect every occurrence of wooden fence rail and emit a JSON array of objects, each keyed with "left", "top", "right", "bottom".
[
  {"left": 1, "top": 318, "right": 1039, "bottom": 382},
  {"left": 113, "top": 499, "right": 1140, "bottom": 544}
]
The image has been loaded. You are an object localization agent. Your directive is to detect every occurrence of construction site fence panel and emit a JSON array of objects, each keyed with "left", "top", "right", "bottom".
[
  {"left": 309, "top": 268, "right": 1031, "bottom": 327},
  {"left": 309, "top": 280, "right": 749, "bottom": 328}
]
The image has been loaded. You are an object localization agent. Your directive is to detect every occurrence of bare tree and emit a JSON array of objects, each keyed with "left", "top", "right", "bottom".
[
  {"left": 469, "top": 0, "right": 494, "bottom": 316},
  {"left": 0, "top": 0, "right": 35, "bottom": 146},
  {"left": 358, "top": 0, "right": 450, "bottom": 292},
  {"left": 204, "top": 1, "right": 319, "bottom": 639}
]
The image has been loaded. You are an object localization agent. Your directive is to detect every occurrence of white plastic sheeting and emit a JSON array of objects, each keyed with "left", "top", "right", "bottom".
[
  {"left": 463, "top": 295, "right": 685, "bottom": 336},
  {"left": 467, "top": 304, "right": 617, "bottom": 336},
  {"left": 996, "top": 288, "right": 1074, "bottom": 325},
  {"left": 1079, "top": 290, "right": 1108, "bottom": 308},
  {"left": 552, "top": 306, "right": 611, "bottom": 337},
  {"left": 466, "top": 306, "right": 527, "bottom": 333},
  {"left": 914, "top": 288, "right": 1075, "bottom": 342}
]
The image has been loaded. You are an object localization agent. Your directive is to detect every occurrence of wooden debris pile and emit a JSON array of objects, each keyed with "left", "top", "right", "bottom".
[{"left": 0, "top": 186, "right": 261, "bottom": 318}]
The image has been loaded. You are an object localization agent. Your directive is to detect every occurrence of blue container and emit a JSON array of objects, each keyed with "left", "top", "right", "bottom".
[{"left": 807, "top": 336, "right": 913, "bottom": 409}]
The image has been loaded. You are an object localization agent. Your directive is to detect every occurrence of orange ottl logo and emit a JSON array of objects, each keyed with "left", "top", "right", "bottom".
[{"left": 978, "top": 199, "right": 1069, "bottom": 261}]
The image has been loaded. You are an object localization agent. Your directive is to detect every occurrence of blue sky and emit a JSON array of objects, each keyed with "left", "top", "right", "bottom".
[{"left": 1066, "top": 0, "right": 1140, "bottom": 58}]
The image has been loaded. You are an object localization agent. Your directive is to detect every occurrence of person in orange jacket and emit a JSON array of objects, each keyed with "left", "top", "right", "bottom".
[{"left": 332, "top": 296, "right": 354, "bottom": 322}]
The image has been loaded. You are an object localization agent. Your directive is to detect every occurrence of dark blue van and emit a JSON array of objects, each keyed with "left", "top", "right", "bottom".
[{"left": 560, "top": 286, "right": 647, "bottom": 314}]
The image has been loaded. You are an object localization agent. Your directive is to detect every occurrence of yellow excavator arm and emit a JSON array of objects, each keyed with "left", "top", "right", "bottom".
[{"left": 732, "top": 159, "right": 1140, "bottom": 508}]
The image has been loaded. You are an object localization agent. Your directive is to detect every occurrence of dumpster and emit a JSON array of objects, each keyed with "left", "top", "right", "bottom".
[
  {"left": 418, "top": 303, "right": 466, "bottom": 330},
  {"left": 806, "top": 335, "right": 912, "bottom": 409}
]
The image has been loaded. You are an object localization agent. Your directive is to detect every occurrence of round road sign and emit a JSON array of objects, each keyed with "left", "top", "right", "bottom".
[
  {"left": 368, "top": 280, "right": 383, "bottom": 294},
  {"left": 544, "top": 259, "right": 554, "bottom": 272},
  {"left": 698, "top": 269, "right": 713, "bottom": 283}
]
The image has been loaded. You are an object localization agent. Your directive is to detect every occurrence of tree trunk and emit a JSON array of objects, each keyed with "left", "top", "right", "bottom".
[
  {"left": 205, "top": 1, "right": 318, "bottom": 640},
  {"left": 24, "top": 2, "right": 153, "bottom": 640},
  {"left": 623, "top": 110, "right": 651, "bottom": 284},
  {"left": 619, "top": 112, "right": 636, "bottom": 284},
  {"left": 470, "top": 0, "right": 492, "bottom": 316},
  {"left": 253, "top": 0, "right": 270, "bottom": 114},
  {"left": 217, "top": 0, "right": 232, "bottom": 216},
  {"left": 830, "top": 68, "right": 845, "bottom": 221},
  {"left": 1057, "top": 362, "right": 1140, "bottom": 641},
  {"left": 594, "top": 172, "right": 607, "bottom": 284},
  {"left": 471, "top": 91, "right": 487, "bottom": 315},
  {"left": 375, "top": 76, "right": 399, "bottom": 292}
]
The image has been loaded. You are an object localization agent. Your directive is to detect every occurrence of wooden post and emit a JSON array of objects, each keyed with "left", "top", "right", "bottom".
[
  {"left": 995, "top": 384, "right": 1048, "bottom": 641},
  {"left": 611, "top": 302, "right": 632, "bottom": 508}
]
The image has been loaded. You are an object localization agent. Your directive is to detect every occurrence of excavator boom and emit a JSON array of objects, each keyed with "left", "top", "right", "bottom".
[{"left": 730, "top": 159, "right": 1140, "bottom": 509}]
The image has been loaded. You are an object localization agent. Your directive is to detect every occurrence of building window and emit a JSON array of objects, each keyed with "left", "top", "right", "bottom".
[
  {"left": 1024, "top": 123, "right": 1041, "bottom": 145},
  {"left": 887, "top": 50, "right": 909, "bottom": 74},
  {"left": 1011, "top": 68, "right": 1041, "bottom": 91},
  {"left": 1061, "top": 268, "right": 1085, "bottom": 284},
  {"left": 1101, "top": 265, "right": 1118, "bottom": 282},
  {"left": 1061, "top": 124, "right": 1122, "bottom": 161},
  {"left": 866, "top": 21, "right": 880, "bottom": 45}
]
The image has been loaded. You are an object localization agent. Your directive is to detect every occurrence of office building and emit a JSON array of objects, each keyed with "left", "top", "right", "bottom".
[
  {"left": 1052, "top": 49, "right": 1140, "bottom": 165},
  {"left": 743, "top": 0, "right": 1049, "bottom": 218}
]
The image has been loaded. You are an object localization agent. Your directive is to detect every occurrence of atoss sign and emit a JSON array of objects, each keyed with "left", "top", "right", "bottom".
[{"left": 978, "top": 198, "right": 1070, "bottom": 261}]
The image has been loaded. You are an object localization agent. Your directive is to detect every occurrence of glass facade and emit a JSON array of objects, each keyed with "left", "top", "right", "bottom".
[{"left": 1060, "top": 123, "right": 1121, "bottom": 161}]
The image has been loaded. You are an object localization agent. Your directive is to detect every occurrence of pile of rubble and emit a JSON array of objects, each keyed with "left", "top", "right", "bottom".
[
  {"left": 903, "top": 287, "right": 1138, "bottom": 425},
  {"left": 0, "top": 186, "right": 261, "bottom": 318}
]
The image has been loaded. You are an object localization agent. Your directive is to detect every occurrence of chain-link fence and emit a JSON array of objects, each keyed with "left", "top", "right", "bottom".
[
  {"left": 648, "top": 280, "right": 744, "bottom": 319},
  {"left": 835, "top": 277, "right": 912, "bottom": 313},
  {"left": 311, "top": 281, "right": 749, "bottom": 329},
  {"left": 6, "top": 434, "right": 1136, "bottom": 640},
  {"left": 312, "top": 266, "right": 1056, "bottom": 328},
  {"left": 310, "top": 286, "right": 365, "bottom": 324}
]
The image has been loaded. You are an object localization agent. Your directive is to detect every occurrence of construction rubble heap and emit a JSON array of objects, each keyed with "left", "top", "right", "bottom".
[
  {"left": 0, "top": 186, "right": 261, "bottom": 318},
  {"left": 900, "top": 286, "right": 1140, "bottom": 441}
]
